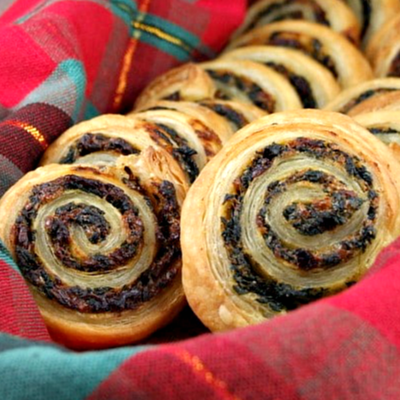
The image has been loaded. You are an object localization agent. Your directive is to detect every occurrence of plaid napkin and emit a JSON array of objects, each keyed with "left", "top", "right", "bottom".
[
  {"left": 0, "top": 0, "right": 245, "bottom": 197},
  {"left": 2, "top": 1, "right": 400, "bottom": 399}
]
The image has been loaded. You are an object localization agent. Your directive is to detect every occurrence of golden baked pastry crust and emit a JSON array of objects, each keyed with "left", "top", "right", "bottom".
[
  {"left": 221, "top": 45, "right": 341, "bottom": 108},
  {"left": 181, "top": 110, "right": 400, "bottom": 332},
  {"left": 199, "top": 58, "right": 303, "bottom": 112},
  {"left": 40, "top": 114, "right": 187, "bottom": 182},
  {"left": 354, "top": 110, "right": 400, "bottom": 158},
  {"left": 129, "top": 109, "right": 226, "bottom": 183},
  {"left": 131, "top": 100, "right": 235, "bottom": 142},
  {"left": 324, "top": 78, "right": 400, "bottom": 116},
  {"left": 134, "top": 63, "right": 216, "bottom": 111},
  {"left": 232, "top": 0, "right": 360, "bottom": 44},
  {"left": 225, "top": 20, "right": 373, "bottom": 89},
  {"left": 198, "top": 99, "right": 266, "bottom": 131},
  {"left": 344, "top": 0, "right": 400, "bottom": 47},
  {"left": 0, "top": 151, "right": 188, "bottom": 349},
  {"left": 365, "top": 14, "right": 400, "bottom": 77}
]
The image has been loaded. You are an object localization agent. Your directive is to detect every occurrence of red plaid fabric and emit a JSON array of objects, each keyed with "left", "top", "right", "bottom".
[{"left": 0, "top": 0, "right": 245, "bottom": 197}]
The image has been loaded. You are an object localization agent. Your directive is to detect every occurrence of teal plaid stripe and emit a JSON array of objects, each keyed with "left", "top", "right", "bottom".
[
  {"left": 0, "top": 240, "right": 19, "bottom": 275},
  {"left": 113, "top": 0, "right": 214, "bottom": 60},
  {"left": 135, "top": 12, "right": 205, "bottom": 59},
  {"left": 0, "top": 333, "right": 149, "bottom": 400},
  {"left": 110, "top": 0, "right": 138, "bottom": 24}
]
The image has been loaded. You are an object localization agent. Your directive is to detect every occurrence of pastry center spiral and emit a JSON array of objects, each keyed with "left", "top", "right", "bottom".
[
  {"left": 218, "top": 137, "right": 378, "bottom": 313},
  {"left": 45, "top": 201, "right": 143, "bottom": 273},
  {"left": 12, "top": 173, "right": 181, "bottom": 313},
  {"left": 281, "top": 179, "right": 364, "bottom": 237}
]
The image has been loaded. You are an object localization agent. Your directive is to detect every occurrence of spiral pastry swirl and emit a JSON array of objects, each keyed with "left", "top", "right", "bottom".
[
  {"left": 324, "top": 78, "right": 400, "bottom": 116},
  {"left": 199, "top": 59, "right": 302, "bottom": 112},
  {"left": 222, "top": 46, "right": 341, "bottom": 108},
  {"left": 133, "top": 100, "right": 235, "bottom": 139},
  {"left": 354, "top": 110, "right": 400, "bottom": 159},
  {"left": 181, "top": 110, "right": 400, "bottom": 331},
  {"left": 40, "top": 114, "right": 187, "bottom": 176},
  {"left": 365, "top": 14, "right": 400, "bottom": 77},
  {"left": 198, "top": 100, "right": 266, "bottom": 131},
  {"left": 130, "top": 109, "right": 228, "bottom": 183},
  {"left": 0, "top": 149, "right": 187, "bottom": 349},
  {"left": 342, "top": 0, "right": 400, "bottom": 47},
  {"left": 134, "top": 63, "right": 216, "bottom": 111},
  {"left": 232, "top": 0, "right": 360, "bottom": 44},
  {"left": 225, "top": 20, "right": 373, "bottom": 89}
]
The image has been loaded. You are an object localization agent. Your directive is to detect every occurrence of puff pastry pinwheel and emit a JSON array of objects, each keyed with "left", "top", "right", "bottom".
[
  {"left": 199, "top": 59, "right": 303, "bottom": 112},
  {"left": 342, "top": 0, "right": 400, "bottom": 47},
  {"left": 324, "top": 78, "right": 400, "bottom": 116},
  {"left": 232, "top": 0, "right": 360, "bottom": 44},
  {"left": 132, "top": 100, "right": 235, "bottom": 139},
  {"left": 222, "top": 46, "right": 341, "bottom": 108},
  {"left": 225, "top": 21, "right": 373, "bottom": 89},
  {"left": 130, "top": 109, "right": 227, "bottom": 183},
  {"left": 40, "top": 114, "right": 185, "bottom": 175},
  {"left": 365, "top": 14, "right": 400, "bottom": 77},
  {"left": 199, "top": 100, "right": 266, "bottom": 131},
  {"left": 181, "top": 110, "right": 400, "bottom": 332},
  {"left": 354, "top": 111, "right": 400, "bottom": 158},
  {"left": 0, "top": 149, "right": 188, "bottom": 349},
  {"left": 134, "top": 63, "right": 216, "bottom": 111}
]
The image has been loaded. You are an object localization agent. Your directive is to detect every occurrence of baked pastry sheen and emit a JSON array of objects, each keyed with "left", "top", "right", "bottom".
[
  {"left": 0, "top": 150, "right": 188, "bottom": 349},
  {"left": 130, "top": 108, "right": 228, "bottom": 183},
  {"left": 222, "top": 45, "right": 341, "bottom": 108},
  {"left": 232, "top": 0, "right": 360, "bottom": 44},
  {"left": 343, "top": 0, "right": 400, "bottom": 47},
  {"left": 354, "top": 110, "right": 400, "bottom": 158},
  {"left": 365, "top": 14, "right": 400, "bottom": 77},
  {"left": 134, "top": 63, "right": 216, "bottom": 111},
  {"left": 225, "top": 20, "right": 373, "bottom": 89},
  {"left": 324, "top": 78, "right": 400, "bottom": 116},
  {"left": 198, "top": 99, "right": 266, "bottom": 131},
  {"left": 181, "top": 110, "right": 400, "bottom": 332},
  {"left": 199, "top": 59, "right": 303, "bottom": 112},
  {"left": 40, "top": 114, "right": 186, "bottom": 175}
]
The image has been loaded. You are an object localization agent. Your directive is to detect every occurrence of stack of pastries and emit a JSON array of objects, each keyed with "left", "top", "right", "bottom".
[{"left": 2, "top": 0, "right": 400, "bottom": 349}]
